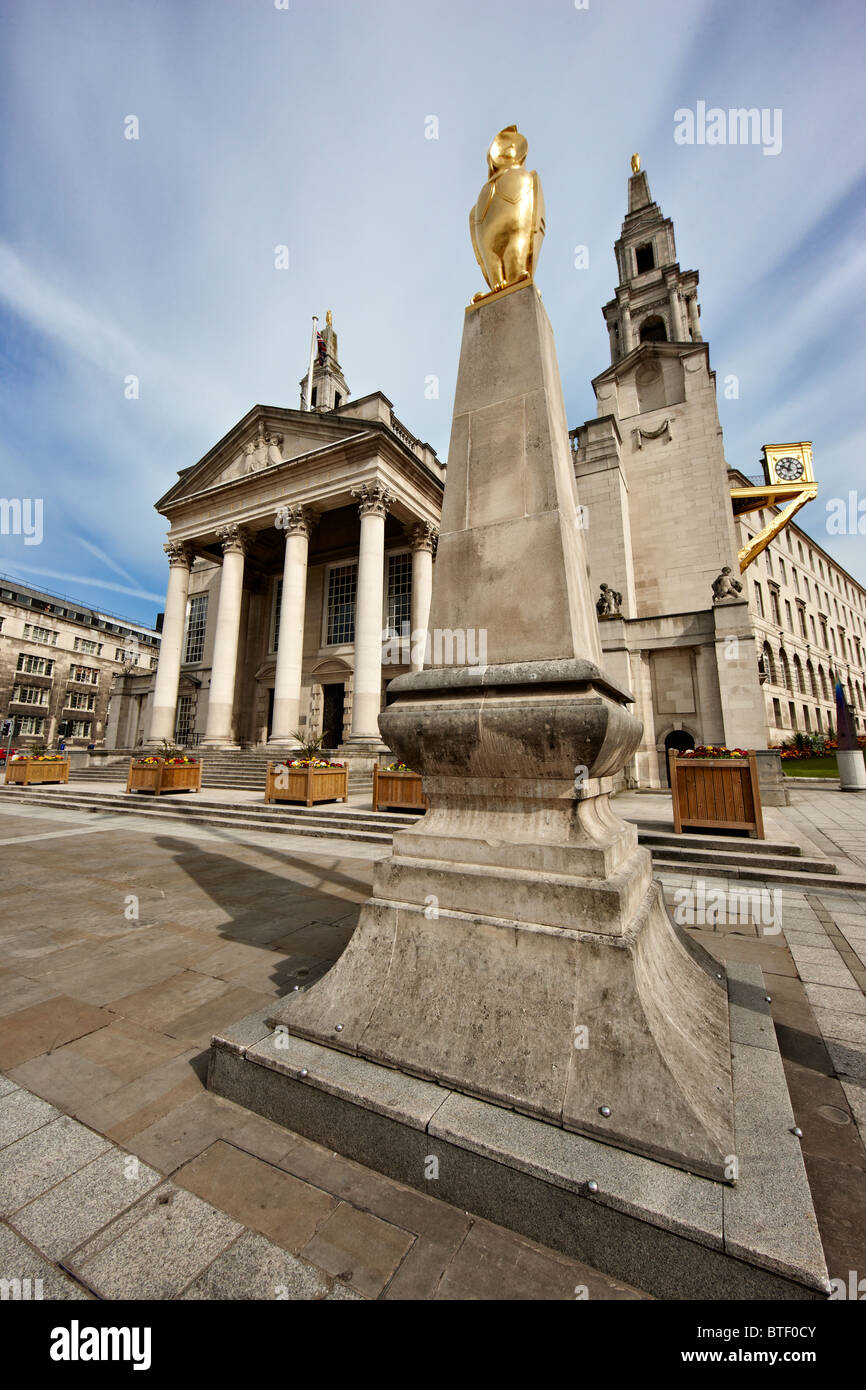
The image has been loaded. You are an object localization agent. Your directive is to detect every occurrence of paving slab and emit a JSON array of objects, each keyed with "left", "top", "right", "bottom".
[
  {"left": 0, "top": 996, "right": 112, "bottom": 1070},
  {"left": 179, "top": 1228, "right": 354, "bottom": 1300},
  {"left": 0, "top": 1113, "right": 110, "bottom": 1214},
  {"left": 174, "top": 1140, "right": 337, "bottom": 1251},
  {"left": 432, "top": 1217, "right": 647, "bottom": 1300},
  {"left": 10, "top": 1147, "right": 163, "bottom": 1260},
  {"left": 0, "top": 1088, "right": 60, "bottom": 1147},
  {"left": 66, "top": 1183, "right": 243, "bottom": 1299},
  {"left": 0, "top": 1222, "right": 91, "bottom": 1300},
  {"left": 299, "top": 1199, "right": 415, "bottom": 1298}
]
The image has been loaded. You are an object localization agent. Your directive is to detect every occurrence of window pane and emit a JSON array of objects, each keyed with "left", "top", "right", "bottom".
[
  {"left": 184, "top": 594, "right": 208, "bottom": 663},
  {"left": 327, "top": 564, "right": 357, "bottom": 645}
]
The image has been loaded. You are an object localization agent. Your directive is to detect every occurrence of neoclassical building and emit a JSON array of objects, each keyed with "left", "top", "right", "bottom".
[
  {"left": 139, "top": 316, "right": 443, "bottom": 755},
  {"left": 122, "top": 164, "right": 864, "bottom": 782}
]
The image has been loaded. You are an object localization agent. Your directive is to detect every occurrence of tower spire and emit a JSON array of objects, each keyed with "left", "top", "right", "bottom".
[
  {"left": 601, "top": 159, "right": 702, "bottom": 361},
  {"left": 299, "top": 310, "right": 350, "bottom": 411}
]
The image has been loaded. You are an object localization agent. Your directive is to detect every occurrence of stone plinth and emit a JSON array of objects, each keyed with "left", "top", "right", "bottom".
[{"left": 269, "top": 284, "right": 735, "bottom": 1181}]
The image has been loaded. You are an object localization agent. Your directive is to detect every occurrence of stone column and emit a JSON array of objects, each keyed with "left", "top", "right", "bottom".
[
  {"left": 686, "top": 294, "right": 702, "bottom": 342},
  {"left": 202, "top": 525, "right": 249, "bottom": 747},
  {"left": 270, "top": 505, "right": 317, "bottom": 745},
  {"left": 666, "top": 276, "right": 685, "bottom": 341},
  {"left": 147, "top": 541, "right": 192, "bottom": 745},
  {"left": 618, "top": 293, "right": 634, "bottom": 354},
  {"left": 410, "top": 521, "right": 438, "bottom": 672},
  {"left": 347, "top": 482, "right": 394, "bottom": 745}
]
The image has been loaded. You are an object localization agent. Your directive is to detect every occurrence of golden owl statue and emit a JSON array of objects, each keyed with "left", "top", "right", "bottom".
[{"left": 470, "top": 125, "right": 545, "bottom": 301}]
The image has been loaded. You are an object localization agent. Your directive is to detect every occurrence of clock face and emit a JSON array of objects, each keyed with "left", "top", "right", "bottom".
[{"left": 774, "top": 455, "right": 805, "bottom": 481}]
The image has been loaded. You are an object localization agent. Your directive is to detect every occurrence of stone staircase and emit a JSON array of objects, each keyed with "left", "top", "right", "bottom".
[
  {"left": 3, "top": 784, "right": 861, "bottom": 887},
  {"left": 68, "top": 748, "right": 372, "bottom": 793}
]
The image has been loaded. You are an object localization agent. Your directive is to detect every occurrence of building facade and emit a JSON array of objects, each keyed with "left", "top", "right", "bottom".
[
  {"left": 0, "top": 577, "right": 161, "bottom": 749},
  {"left": 571, "top": 163, "right": 865, "bottom": 786},
  {"left": 140, "top": 317, "right": 443, "bottom": 756},
  {"left": 128, "top": 169, "right": 864, "bottom": 781}
]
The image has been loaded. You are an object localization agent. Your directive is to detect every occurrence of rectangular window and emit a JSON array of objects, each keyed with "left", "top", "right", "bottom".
[
  {"left": 16, "top": 653, "right": 54, "bottom": 676},
  {"left": 175, "top": 693, "right": 195, "bottom": 743},
  {"left": 184, "top": 594, "right": 208, "bottom": 663},
  {"left": 770, "top": 589, "right": 781, "bottom": 626},
  {"left": 66, "top": 690, "right": 96, "bottom": 711},
  {"left": 386, "top": 552, "right": 412, "bottom": 638},
  {"left": 772, "top": 698, "right": 781, "bottom": 726},
  {"left": 272, "top": 579, "right": 283, "bottom": 653},
  {"left": 17, "top": 715, "right": 45, "bottom": 735},
  {"left": 11, "top": 685, "right": 49, "bottom": 706},
  {"left": 779, "top": 559, "right": 786, "bottom": 584},
  {"left": 74, "top": 636, "right": 102, "bottom": 655},
  {"left": 150, "top": 655, "right": 159, "bottom": 670},
  {"left": 753, "top": 582, "right": 764, "bottom": 618},
  {"left": 114, "top": 646, "right": 136, "bottom": 662},
  {"left": 798, "top": 606, "right": 808, "bottom": 639},
  {"left": 784, "top": 600, "right": 792, "bottom": 629},
  {"left": 70, "top": 664, "right": 99, "bottom": 685},
  {"left": 635, "top": 243, "right": 655, "bottom": 274},
  {"left": 22, "top": 623, "right": 58, "bottom": 645},
  {"left": 326, "top": 563, "right": 357, "bottom": 646},
  {"left": 69, "top": 719, "right": 91, "bottom": 738}
]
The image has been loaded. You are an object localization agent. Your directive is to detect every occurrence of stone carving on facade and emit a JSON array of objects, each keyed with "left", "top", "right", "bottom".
[
  {"left": 712, "top": 565, "right": 743, "bottom": 602},
  {"left": 351, "top": 482, "right": 395, "bottom": 519},
  {"left": 596, "top": 582, "right": 623, "bottom": 617},
  {"left": 164, "top": 539, "right": 192, "bottom": 568},
  {"left": 243, "top": 423, "right": 283, "bottom": 473},
  {"left": 275, "top": 504, "right": 318, "bottom": 539},
  {"left": 632, "top": 418, "right": 672, "bottom": 449},
  {"left": 411, "top": 519, "right": 439, "bottom": 554},
  {"left": 217, "top": 523, "right": 250, "bottom": 556}
]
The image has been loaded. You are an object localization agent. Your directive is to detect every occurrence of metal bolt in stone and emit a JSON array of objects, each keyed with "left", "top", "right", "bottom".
[
  {"left": 335, "top": 1024, "right": 344, "bottom": 1032},
  {"left": 791, "top": 1126, "right": 803, "bottom": 1138},
  {"left": 764, "top": 995, "right": 772, "bottom": 1002},
  {"left": 599, "top": 1105, "right": 611, "bottom": 1118},
  {"left": 300, "top": 1069, "right": 308, "bottom": 1078},
  {"left": 586, "top": 1180, "right": 599, "bottom": 1194}
]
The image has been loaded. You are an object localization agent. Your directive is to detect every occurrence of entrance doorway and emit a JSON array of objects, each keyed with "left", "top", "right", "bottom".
[
  {"left": 663, "top": 729, "right": 695, "bottom": 785},
  {"left": 267, "top": 687, "right": 275, "bottom": 738},
  {"left": 321, "top": 684, "right": 345, "bottom": 749}
]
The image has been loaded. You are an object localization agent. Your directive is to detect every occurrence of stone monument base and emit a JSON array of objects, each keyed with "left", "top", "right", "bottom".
[{"left": 208, "top": 958, "right": 829, "bottom": 1300}]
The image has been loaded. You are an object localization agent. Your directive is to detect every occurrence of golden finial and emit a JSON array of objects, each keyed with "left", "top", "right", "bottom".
[
  {"left": 630, "top": 152, "right": 640, "bottom": 174},
  {"left": 325, "top": 309, "right": 333, "bottom": 327}
]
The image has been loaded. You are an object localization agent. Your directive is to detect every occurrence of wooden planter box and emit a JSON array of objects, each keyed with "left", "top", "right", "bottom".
[
  {"left": 669, "top": 750, "right": 764, "bottom": 839},
  {"left": 126, "top": 759, "right": 202, "bottom": 796},
  {"left": 373, "top": 765, "right": 428, "bottom": 812},
  {"left": 5, "top": 757, "right": 70, "bottom": 787},
  {"left": 265, "top": 762, "right": 348, "bottom": 807}
]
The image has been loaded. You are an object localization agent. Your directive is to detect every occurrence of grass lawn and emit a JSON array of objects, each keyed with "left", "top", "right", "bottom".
[{"left": 782, "top": 752, "right": 866, "bottom": 778}]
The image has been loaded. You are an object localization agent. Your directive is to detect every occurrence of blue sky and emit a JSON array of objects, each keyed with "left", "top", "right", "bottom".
[{"left": 1, "top": 0, "right": 864, "bottom": 626}]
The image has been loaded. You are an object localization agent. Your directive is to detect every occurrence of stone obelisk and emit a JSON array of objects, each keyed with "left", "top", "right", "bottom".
[{"left": 270, "top": 127, "right": 735, "bottom": 1180}]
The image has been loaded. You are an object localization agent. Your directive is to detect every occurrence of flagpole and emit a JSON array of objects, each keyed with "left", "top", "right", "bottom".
[{"left": 304, "top": 315, "right": 318, "bottom": 411}]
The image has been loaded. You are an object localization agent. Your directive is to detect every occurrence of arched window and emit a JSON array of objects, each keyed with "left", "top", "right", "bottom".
[
  {"left": 763, "top": 642, "right": 777, "bottom": 684},
  {"left": 818, "top": 664, "right": 829, "bottom": 700},
  {"left": 779, "top": 649, "right": 792, "bottom": 690},
  {"left": 793, "top": 654, "right": 805, "bottom": 694},
  {"left": 639, "top": 315, "right": 667, "bottom": 343},
  {"left": 806, "top": 660, "right": 816, "bottom": 699}
]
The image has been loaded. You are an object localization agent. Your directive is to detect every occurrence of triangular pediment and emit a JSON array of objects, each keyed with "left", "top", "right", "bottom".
[{"left": 157, "top": 405, "right": 370, "bottom": 509}]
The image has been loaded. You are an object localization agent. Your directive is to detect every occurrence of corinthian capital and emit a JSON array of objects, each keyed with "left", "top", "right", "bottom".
[
  {"left": 411, "top": 520, "right": 439, "bottom": 553},
  {"left": 275, "top": 504, "right": 318, "bottom": 539},
  {"left": 164, "top": 539, "right": 193, "bottom": 569},
  {"left": 352, "top": 481, "right": 395, "bottom": 520},
  {"left": 217, "top": 523, "right": 250, "bottom": 556}
]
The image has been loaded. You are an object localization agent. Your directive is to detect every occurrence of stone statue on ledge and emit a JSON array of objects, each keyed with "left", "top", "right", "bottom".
[
  {"left": 596, "top": 583, "right": 622, "bottom": 617},
  {"left": 712, "top": 565, "right": 743, "bottom": 601}
]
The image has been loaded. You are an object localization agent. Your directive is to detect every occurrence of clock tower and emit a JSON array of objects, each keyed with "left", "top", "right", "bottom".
[{"left": 571, "top": 158, "right": 768, "bottom": 786}]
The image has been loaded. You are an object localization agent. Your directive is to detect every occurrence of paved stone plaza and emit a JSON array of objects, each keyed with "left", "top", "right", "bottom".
[{"left": 1, "top": 783, "right": 864, "bottom": 1299}]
